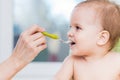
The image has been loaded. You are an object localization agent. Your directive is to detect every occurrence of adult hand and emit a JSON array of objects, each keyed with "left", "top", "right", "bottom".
[
  {"left": 12, "top": 25, "right": 47, "bottom": 66},
  {"left": 0, "top": 25, "right": 47, "bottom": 80}
]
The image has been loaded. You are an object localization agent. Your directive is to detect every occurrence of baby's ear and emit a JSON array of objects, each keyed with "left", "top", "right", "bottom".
[{"left": 97, "top": 30, "right": 110, "bottom": 46}]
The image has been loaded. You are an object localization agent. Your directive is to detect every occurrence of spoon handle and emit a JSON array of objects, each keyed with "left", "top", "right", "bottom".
[
  {"left": 42, "top": 31, "right": 71, "bottom": 44},
  {"left": 42, "top": 31, "right": 59, "bottom": 39}
]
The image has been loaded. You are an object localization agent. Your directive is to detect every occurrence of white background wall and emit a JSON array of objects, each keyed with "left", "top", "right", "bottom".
[{"left": 0, "top": 0, "right": 13, "bottom": 63}]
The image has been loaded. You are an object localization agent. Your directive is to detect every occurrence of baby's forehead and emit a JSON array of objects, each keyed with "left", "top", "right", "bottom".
[
  {"left": 73, "top": 5, "right": 102, "bottom": 20},
  {"left": 74, "top": 2, "right": 104, "bottom": 21},
  {"left": 73, "top": 6, "right": 98, "bottom": 18},
  {"left": 72, "top": 8, "right": 101, "bottom": 24},
  {"left": 71, "top": 4, "right": 103, "bottom": 29},
  {"left": 76, "top": 0, "right": 119, "bottom": 13},
  {"left": 76, "top": 1, "right": 106, "bottom": 9},
  {"left": 75, "top": 1, "right": 106, "bottom": 14}
]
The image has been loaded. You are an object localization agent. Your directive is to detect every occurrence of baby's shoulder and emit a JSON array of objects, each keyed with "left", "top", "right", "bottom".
[
  {"left": 112, "top": 52, "right": 120, "bottom": 59},
  {"left": 110, "top": 52, "right": 120, "bottom": 65}
]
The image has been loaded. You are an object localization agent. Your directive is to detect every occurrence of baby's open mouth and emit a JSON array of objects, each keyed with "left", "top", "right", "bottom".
[{"left": 70, "top": 41, "right": 76, "bottom": 45}]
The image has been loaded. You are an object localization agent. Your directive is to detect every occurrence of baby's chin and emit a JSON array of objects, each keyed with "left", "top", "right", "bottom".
[{"left": 69, "top": 49, "right": 85, "bottom": 56}]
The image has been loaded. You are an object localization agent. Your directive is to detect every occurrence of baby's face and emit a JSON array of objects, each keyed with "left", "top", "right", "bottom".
[{"left": 68, "top": 6, "right": 103, "bottom": 56}]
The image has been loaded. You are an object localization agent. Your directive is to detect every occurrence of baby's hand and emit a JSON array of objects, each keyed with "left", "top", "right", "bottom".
[{"left": 12, "top": 25, "right": 47, "bottom": 65}]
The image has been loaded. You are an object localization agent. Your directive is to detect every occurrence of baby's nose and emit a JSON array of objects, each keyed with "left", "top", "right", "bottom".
[{"left": 67, "top": 30, "right": 74, "bottom": 38}]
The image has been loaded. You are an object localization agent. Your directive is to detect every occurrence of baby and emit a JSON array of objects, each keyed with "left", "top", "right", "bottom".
[{"left": 54, "top": 0, "right": 120, "bottom": 80}]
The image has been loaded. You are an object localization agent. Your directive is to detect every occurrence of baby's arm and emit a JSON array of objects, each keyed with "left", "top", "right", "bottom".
[{"left": 54, "top": 55, "right": 74, "bottom": 80}]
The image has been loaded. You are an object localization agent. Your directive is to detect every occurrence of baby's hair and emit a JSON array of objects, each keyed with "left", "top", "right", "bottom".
[
  {"left": 76, "top": 0, "right": 120, "bottom": 50},
  {"left": 86, "top": 0, "right": 108, "bottom": 1}
]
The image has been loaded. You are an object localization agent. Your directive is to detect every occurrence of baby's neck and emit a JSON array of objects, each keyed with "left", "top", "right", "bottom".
[{"left": 81, "top": 50, "right": 112, "bottom": 63}]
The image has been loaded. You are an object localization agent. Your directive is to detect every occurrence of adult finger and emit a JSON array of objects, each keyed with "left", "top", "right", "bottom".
[
  {"left": 33, "top": 36, "right": 46, "bottom": 47},
  {"left": 24, "top": 25, "right": 45, "bottom": 35},
  {"left": 30, "top": 32, "right": 44, "bottom": 41}
]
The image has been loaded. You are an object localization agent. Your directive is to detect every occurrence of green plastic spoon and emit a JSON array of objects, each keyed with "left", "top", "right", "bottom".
[
  {"left": 42, "top": 31, "right": 59, "bottom": 39},
  {"left": 42, "top": 31, "right": 71, "bottom": 44}
]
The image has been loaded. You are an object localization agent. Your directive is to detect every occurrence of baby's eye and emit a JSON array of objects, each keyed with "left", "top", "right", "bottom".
[{"left": 75, "top": 26, "right": 82, "bottom": 30}]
